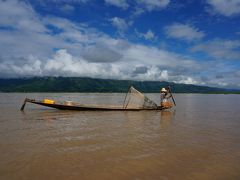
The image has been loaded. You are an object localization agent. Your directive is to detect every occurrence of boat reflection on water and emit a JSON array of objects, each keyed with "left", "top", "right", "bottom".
[
  {"left": 160, "top": 110, "right": 175, "bottom": 129},
  {"left": 21, "top": 108, "right": 176, "bottom": 127},
  {"left": 21, "top": 109, "right": 78, "bottom": 122}
]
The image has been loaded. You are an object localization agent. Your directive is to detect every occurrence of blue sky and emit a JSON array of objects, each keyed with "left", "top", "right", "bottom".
[{"left": 0, "top": 0, "right": 240, "bottom": 88}]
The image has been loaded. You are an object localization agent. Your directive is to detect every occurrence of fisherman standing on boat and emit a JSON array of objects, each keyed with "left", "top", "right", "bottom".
[{"left": 160, "top": 87, "right": 173, "bottom": 108}]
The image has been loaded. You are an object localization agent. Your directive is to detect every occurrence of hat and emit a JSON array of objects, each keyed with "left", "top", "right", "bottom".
[{"left": 161, "top": 88, "right": 167, "bottom": 92}]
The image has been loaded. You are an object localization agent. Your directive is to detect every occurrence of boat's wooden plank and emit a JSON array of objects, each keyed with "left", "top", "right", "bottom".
[{"left": 24, "top": 99, "right": 164, "bottom": 111}]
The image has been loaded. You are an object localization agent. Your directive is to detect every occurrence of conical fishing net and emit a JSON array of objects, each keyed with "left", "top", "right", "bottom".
[{"left": 123, "top": 86, "right": 158, "bottom": 109}]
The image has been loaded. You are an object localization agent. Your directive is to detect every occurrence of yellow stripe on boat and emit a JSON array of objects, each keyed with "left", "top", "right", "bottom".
[{"left": 43, "top": 99, "right": 55, "bottom": 104}]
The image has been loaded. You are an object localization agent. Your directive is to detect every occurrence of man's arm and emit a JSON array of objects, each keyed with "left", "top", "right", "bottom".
[{"left": 166, "top": 93, "right": 172, "bottom": 99}]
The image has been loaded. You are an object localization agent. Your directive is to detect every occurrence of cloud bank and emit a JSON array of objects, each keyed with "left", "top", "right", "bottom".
[{"left": 0, "top": 0, "right": 239, "bottom": 88}]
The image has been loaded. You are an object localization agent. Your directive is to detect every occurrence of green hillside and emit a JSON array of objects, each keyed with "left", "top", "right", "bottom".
[{"left": 0, "top": 77, "right": 239, "bottom": 93}]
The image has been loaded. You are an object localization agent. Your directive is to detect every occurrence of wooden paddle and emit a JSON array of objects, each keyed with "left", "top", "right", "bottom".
[{"left": 167, "top": 86, "right": 176, "bottom": 106}]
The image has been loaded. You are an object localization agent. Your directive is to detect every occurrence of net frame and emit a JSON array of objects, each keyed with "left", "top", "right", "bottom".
[{"left": 123, "top": 86, "right": 158, "bottom": 109}]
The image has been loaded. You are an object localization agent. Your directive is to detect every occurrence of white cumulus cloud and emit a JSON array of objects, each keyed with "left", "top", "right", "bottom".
[
  {"left": 110, "top": 17, "right": 129, "bottom": 31},
  {"left": 177, "top": 77, "right": 199, "bottom": 85},
  {"left": 191, "top": 39, "right": 240, "bottom": 60},
  {"left": 138, "top": 0, "right": 170, "bottom": 11},
  {"left": 104, "top": 0, "right": 129, "bottom": 9},
  {"left": 164, "top": 23, "right": 205, "bottom": 41},
  {"left": 136, "top": 29, "right": 156, "bottom": 40},
  {"left": 104, "top": 0, "right": 170, "bottom": 11},
  {"left": 206, "top": 0, "right": 240, "bottom": 16}
]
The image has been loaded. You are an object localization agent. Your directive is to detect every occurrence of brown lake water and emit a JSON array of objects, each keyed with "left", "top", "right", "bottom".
[{"left": 0, "top": 93, "right": 240, "bottom": 180}]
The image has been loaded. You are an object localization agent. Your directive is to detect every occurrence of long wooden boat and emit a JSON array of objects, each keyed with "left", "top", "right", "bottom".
[
  {"left": 20, "top": 98, "right": 168, "bottom": 111},
  {"left": 20, "top": 86, "right": 174, "bottom": 111}
]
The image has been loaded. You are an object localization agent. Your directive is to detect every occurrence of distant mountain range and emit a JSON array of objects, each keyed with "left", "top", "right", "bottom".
[{"left": 0, "top": 77, "right": 239, "bottom": 93}]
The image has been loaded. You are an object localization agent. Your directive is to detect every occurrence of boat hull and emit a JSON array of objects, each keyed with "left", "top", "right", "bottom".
[{"left": 21, "top": 99, "right": 167, "bottom": 111}]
